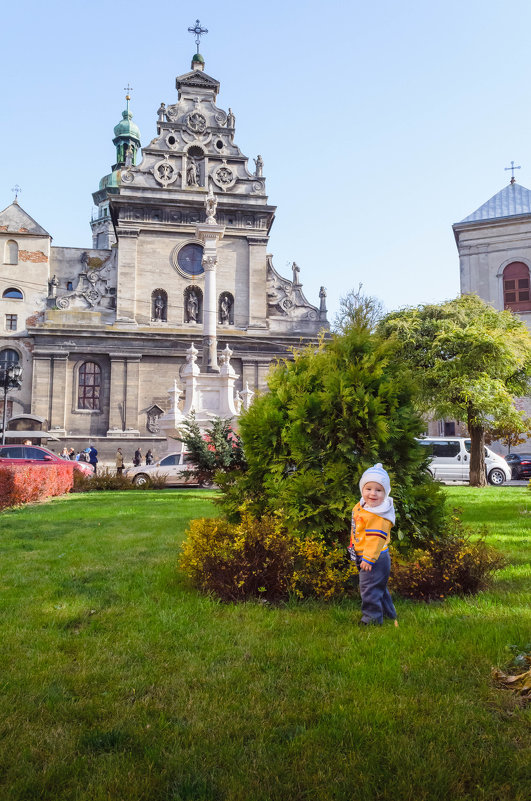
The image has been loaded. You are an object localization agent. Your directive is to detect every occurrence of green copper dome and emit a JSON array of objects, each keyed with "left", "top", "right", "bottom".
[
  {"left": 113, "top": 108, "right": 141, "bottom": 142},
  {"left": 192, "top": 53, "right": 205, "bottom": 64},
  {"left": 99, "top": 170, "right": 122, "bottom": 191}
]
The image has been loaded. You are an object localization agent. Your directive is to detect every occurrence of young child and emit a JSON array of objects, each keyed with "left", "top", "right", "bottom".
[{"left": 350, "top": 463, "right": 398, "bottom": 626}]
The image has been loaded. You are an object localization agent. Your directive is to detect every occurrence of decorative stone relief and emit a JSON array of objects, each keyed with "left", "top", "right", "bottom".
[
  {"left": 153, "top": 156, "right": 178, "bottom": 187},
  {"left": 212, "top": 163, "right": 235, "bottom": 191},
  {"left": 187, "top": 112, "right": 207, "bottom": 134},
  {"left": 54, "top": 251, "right": 116, "bottom": 313},
  {"left": 202, "top": 255, "right": 217, "bottom": 271},
  {"left": 165, "top": 131, "right": 179, "bottom": 149},
  {"left": 121, "top": 170, "right": 134, "bottom": 183},
  {"left": 266, "top": 255, "right": 324, "bottom": 328},
  {"left": 146, "top": 404, "right": 164, "bottom": 433},
  {"left": 165, "top": 103, "right": 180, "bottom": 121}
]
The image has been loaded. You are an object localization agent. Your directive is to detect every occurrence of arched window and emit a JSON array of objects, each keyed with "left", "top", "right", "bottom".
[
  {"left": 151, "top": 289, "right": 168, "bottom": 322},
  {"left": 503, "top": 262, "right": 531, "bottom": 311},
  {"left": 78, "top": 362, "right": 101, "bottom": 410},
  {"left": 2, "top": 287, "right": 23, "bottom": 300},
  {"left": 4, "top": 240, "right": 18, "bottom": 265},
  {"left": 0, "top": 348, "right": 19, "bottom": 371},
  {"left": 184, "top": 285, "right": 203, "bottom": 323}
]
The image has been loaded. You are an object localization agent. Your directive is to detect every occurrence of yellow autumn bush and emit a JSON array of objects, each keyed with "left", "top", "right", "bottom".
[
  {"left": 179, "top": 512, "right": 357, "bottom": 602},
  {"left": 389, "top": 515, "right": 506, "bottom": 600}
]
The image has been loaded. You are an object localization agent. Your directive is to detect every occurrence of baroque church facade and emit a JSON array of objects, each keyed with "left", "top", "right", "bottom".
[{"left": 0, "top": 53, "right": 327, "bottom": 455}]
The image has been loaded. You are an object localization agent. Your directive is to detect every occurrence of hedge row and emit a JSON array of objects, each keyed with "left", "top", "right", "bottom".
[{"left": 0, "top": 464, "right": 74, "bottom": 510}]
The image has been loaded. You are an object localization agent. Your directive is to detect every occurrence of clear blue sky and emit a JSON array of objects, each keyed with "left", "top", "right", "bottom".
[{"left": 2, "top": 0, "right": 531, "bottom": 322}]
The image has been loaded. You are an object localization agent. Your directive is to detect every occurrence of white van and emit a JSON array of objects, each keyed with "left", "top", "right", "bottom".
[{"left": 417, "top": 437, "right": 511, "bottom": 485}]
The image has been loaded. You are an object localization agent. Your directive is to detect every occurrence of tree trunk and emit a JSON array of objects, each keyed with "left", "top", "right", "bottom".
[{"left": 468, "top": 420, "right": 487, "bottom": 487}]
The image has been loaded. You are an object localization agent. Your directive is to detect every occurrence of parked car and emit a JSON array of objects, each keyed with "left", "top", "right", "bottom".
[
  {"left": 417, "top": 437, "right": 512, "bottom": 485},
  {"left": 504, "top": 453, "right": 531, "bottom": 480},
  {"left": 123, "top": 452, "right": 198, "bottom": 486},
  {"left": 0, "top": 444, "right": 94, "bottom": 476}
]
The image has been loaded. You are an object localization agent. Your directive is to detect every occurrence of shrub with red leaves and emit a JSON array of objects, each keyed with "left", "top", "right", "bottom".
[{"left": 0, "top": 464, "right": 74, "bottom": 510}]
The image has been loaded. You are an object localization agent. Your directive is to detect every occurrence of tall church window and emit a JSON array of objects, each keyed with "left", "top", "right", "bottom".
[
  {"left": 503, "top": 262, "right": 531, "bottom": 312},
  {"left": 4, "top": 240, "right": 18, "bottom": 265},
  {"left": 2, "top": 287, "right": 23, "bottom": 300},
  {"left": 78, "top": 362, "right": 101, "bottom": 410}
]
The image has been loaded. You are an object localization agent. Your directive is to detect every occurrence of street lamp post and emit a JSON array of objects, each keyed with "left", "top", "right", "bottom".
[{"left": 1, "top": 362, "right": 23, "bottom": 446}]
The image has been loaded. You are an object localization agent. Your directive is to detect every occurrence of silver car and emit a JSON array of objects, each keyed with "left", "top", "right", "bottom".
[
  {"left": 124, "top": 452, "right": 197, "bottom": 486},
  {"left": 417, "top": 437, "right": 512, "bottom": 485}
]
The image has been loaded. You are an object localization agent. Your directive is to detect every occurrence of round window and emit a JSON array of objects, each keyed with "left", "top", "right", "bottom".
[{"left": 177, "top": 244, "right": 204, "bottom": 276}]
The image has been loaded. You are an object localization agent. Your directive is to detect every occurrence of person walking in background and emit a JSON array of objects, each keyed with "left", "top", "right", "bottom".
[
  {"left": 60, "top": 446, "right": 69, "bottom": 459},
  {"left": 88, "top": 445, "right": 98, "bottom": 476},
  {"left": 133, "top": 448, "right": 142, "bottom": 467},
  {"left": 116, "top": 447, "right": 124, "bottom": 476},
  {"left": 146, "top": 449, "right": 154, "bottom": 465},
  {"left": 68, "top": 448, "right": 76, "bottom": 460}
]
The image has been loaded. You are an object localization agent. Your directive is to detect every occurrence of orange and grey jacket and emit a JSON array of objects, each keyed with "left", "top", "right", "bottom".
[{"left": 350, "top": 502, "right": 393, "bottom": 567}]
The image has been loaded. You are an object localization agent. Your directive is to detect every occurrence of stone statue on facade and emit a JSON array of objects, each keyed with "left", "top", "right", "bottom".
[
  {"left": 187, "top": 290, "right": 199, "bottom": 322},
  {"left": 254, "top": 155, "right": 263, "bottom": 177},
  {"left": 124, "top": 143, "right": 134, "bottom": 167},
  {"left": 226, "top": 108, "right": 235, "bottom": 128},
  {"left": 319, "top": 286, "right": 327, "bottom": 313},
  {"left": 292, "top": 262, "right": 301, "bottom": 285},
  {"left": 187, "top": 157, "right": 199, "bottom": 186},
  {"left": 220, "top": 294, "right": 231, "bottom": 324},
  {"left": 48, "top": 274, "right": 59, "bottom": 299},
  {"left": 153, "top": 293, "right": 165, "bottom": 321},
  {"left": 205, "top": 184, "right": 217, "bottom": 224},
  {"left": 157, "top": 102, "right": 166, "bottom": 122}
]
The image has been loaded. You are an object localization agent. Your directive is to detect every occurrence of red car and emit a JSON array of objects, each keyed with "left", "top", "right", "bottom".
[{"left": 0, "top": 445, "right": 94, "bottom": 476}]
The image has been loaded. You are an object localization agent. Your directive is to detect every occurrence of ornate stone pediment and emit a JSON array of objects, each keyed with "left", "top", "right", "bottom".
[
  {"left": 266, "top": 255, "right": 322, "bottom": 325},
  {"left": 175, "top": 70, "right": 220, "bottom": 96},
  {"left": 54, "top": 250, "right": 116, "bottom": 312}
]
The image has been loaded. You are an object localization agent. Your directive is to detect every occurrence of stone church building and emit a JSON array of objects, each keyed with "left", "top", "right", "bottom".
[
  {"left": 453, "top": 174, "right": 531, "bottom": 434},
  {"left": 0, "top": 53, "right": 327, "bottom": 456}
]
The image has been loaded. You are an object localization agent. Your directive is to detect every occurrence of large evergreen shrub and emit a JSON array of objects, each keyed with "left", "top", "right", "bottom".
[{"left": 218, "top": 322, "right": 446, "bottom": 550}]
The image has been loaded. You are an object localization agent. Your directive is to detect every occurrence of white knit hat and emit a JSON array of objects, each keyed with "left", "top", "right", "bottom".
[{"left": 359, "top": 463, "right": 391, "bottom": 497}]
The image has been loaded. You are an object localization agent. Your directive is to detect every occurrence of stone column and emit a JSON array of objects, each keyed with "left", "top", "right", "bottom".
[
  {"left": 107, "top": 357, "right": 126, "bottom": 432},
  {"left": 124, "top": 356, "right": 141, "bottom": 433},
  {"left": 115, "top": 228, "right": 140, "bottom": 325},
  {"left": 195, "top": 223, "right": 225, "bottom": 372},
  {"left": 247, "top": 238, "right": 268, "bottom": 330},
  {"left": 49, "top": 354, "right": 68, "bottom": 433},
  {"left": 31, "top": 355, "right": 52, "bottom": 422}
]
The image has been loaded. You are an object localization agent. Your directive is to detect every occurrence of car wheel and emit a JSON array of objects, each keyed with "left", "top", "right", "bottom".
[
  {"left": 488, "top": 468, "right": 505, "bottom": 486},
  {"left": 133, "top": 473, "right": 149, "bottom": 486}
]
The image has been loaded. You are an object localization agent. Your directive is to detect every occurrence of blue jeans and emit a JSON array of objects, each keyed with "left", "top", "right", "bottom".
[{"left": 356, "top": 550, "right": 396, "bottom": 624}]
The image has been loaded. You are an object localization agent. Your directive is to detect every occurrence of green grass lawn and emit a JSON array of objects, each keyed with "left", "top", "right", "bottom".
[{"left": 0, "top": 487, "right": 529, "bottom": 801}]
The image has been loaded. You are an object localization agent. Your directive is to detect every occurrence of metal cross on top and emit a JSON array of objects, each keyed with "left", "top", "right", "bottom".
[
  {"left": 188, "top": 19, "right": 208, "bottom": 54},
  {"left": 11, "top": 184, "right": 21, "bottom": 201},
  {"left": 124, "top": 83, "right": 133, "bottom": 100},
  {"left": 505, "top": 160, "right": 521, "bottom": 184}
]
